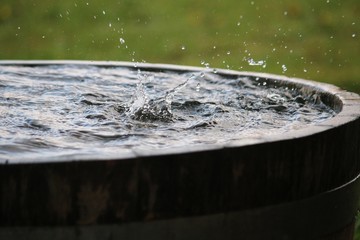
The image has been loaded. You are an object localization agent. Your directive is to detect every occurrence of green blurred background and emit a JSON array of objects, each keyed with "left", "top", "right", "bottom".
[
  {"left": 0, "top": 0, "right": 359, "bottom": 92},
  {"left": 1, "top": 0, "right": 360, "bottom": 237}
]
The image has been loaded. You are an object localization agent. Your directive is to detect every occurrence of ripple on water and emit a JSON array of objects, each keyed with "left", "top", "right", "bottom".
[{"left": 0, "top": 65, "right": 336, "bottom": 160}]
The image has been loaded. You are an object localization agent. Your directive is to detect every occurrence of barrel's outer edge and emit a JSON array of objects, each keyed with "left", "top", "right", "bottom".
[{"left": 0, "top": 173, "right": 359, "bottom": 240}]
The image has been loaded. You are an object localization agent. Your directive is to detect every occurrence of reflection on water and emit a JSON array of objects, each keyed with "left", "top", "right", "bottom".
[{"left": 0, "top": 65, "right": 336, "bottom": 161}]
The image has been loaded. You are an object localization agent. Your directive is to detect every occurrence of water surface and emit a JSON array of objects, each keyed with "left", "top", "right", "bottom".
[{"left": 0, "top": 65, "right": 336, "bottom": 161}]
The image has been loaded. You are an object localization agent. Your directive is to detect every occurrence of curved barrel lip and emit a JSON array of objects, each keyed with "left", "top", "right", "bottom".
[{"left": 0, "top": 60, "right": 359, "bottom": 164}]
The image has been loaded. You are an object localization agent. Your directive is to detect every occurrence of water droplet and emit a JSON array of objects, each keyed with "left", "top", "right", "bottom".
[
  {"left": 201, "top": 61, "right": 210, "bottom": 69},
  {"left": 119, "top": 38, "right": 125, "bottom": 44},
  {"left": 212, "top": 69, "right": 218, "bottom": 74},
  {"left": 200, "top": 72, "right": 205, "bottom": 78},
  {"left": 281, "top": 64, "right": 287, "bottom": 72},
  {"left": 352, "top": 33, "right": 356, "bottom": 38},
  {"left": 109, "top": 23, "right": 112, "bottom": 27},
  {"left": 86, "top": 2, "right": 89, "bottom": 6},
  {"left": 181, "top": 46, "right": 186, "bottom": 50},
  {"left": 284, "top": 11, "right": 288, "bottom": 16},
  {"left": 237, "top": 22, "right": 241, "bottom": 26},
  {"left": 17, "top": 26, "right": 21, "bottom": 30},
  {"left": 247, "top": 58, "right": 266, "bottom": 67},
  {"left": 102, "top": 10, "right": 106, "bottom": 15},
  {"left": 196, "top": 83, "right": 201, "bottom": 92},
  {"left": 326, "top": 0, "right": 330, "bottom": 3},
  {"left": 93, "top": 16, "right": 97, "bottom": 19},
  {"left": 227, "top": 51, "right": 231, "bottom": 55},
  {"left": 42, "top": 35, "right": 45, "bottom": 39},
  {"left": 303, "top": 69, "right": 307, "bottom": 73}
]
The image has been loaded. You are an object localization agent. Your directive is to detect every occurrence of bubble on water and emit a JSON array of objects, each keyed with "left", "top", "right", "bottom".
[
  {"left": 212, "top": 69, "right": 218, "bottom": 74},
  {"left": 227, "top": 51, "right": 231, "bottom": 55},
  {"left": 304, "top": 69, "right": 308, "bottom": 73},
  {"left": 17, "top": 26, "right": 21, "bottom": 30},
  {"left": 102, "top": 10, "right": 106, "bottom": 15},
  {"left": 352, "top": 34, "right": 356, "bottom": 38},
  {"left": 119, "top": 38, "right": 125, "bottom": 44},
  {"left": 42, "top": 35, "right": 45, "bottom": 39},
  {"left": 109, "top": 23, "right": 112, "bottom": 28},
  {"left": 281, "top": 64, "right": 287, "bottom": 72},
  {"left": 181, "top": 46, "right": 186, "bottom": 50},
  {"left": 237, "top": 22, "right": 241, "bottom": 26}
]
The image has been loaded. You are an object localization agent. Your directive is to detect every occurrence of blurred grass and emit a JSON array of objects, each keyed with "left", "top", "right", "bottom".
[
  {"left": 0, "top": 0, "right": 359, "bottom": 93},
  {"left": 0, "top": 0, "right": 360, "bottom": 237}
]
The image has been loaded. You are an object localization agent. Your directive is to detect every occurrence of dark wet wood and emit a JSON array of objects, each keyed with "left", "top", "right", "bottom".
[{"left": 0, "top": 61, "right": 359, "bottom": 239}]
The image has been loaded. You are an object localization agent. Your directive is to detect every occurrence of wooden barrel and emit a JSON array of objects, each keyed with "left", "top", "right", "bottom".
[{"left": 0, "top": 60, "right": 359, "bottom": 240}]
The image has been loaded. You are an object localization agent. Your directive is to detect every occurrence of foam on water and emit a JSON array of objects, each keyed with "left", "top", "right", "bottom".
[{"left": 0, "top": 65, "right": 336, "bottom": 161}]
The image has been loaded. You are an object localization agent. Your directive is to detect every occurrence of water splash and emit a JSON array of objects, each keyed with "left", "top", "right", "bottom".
[{"left": 127, "top": 71, "right": 199, "bottom": 122}]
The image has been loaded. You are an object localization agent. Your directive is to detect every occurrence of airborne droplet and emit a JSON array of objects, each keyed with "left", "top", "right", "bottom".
[{"left": 247, "top": 58, "right": 266, "bottom": 67}]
